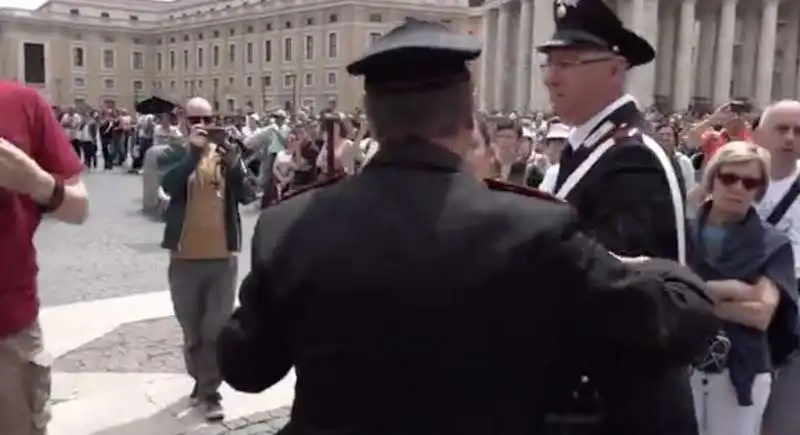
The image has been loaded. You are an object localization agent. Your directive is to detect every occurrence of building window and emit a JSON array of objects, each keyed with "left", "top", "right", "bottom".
[
  {"left": 100, "top": 12, "right": 110, "bottom": 18},
  {"left": 183, "top": 49, "right": 189, "bottom": 70},
  {"left": 72, "top": 46, "right": 84, "bottom": 68},
  {"left": 213, "top": 45, "right": 220, "bottom": 67},
  {"left": 169, "top": 80, "right": 175, "bottom": 89},
  {"left": 246, "top": 76, "right": 253, "bottom": 88},
  {"left": 129, "top": 15, "right": 139, "bottom": 21},
  {"left": 305, "top": 35, "right": 314, "bottom": 60},
  {"left": 229, "top": 43, "right": 236, "bottom": 64},
  {"left": 328, "top": 13, "right": 338, "bottom": 23},
  {"left": 369, "top": 13, "right": 382, "bottom": 22},
  {"left": 102, "top": 48, "right": 115, "bottom": 70},
  {"left": 132, "top": 51, "right": 144, "bottom": 70},
  {"left": 327, "top": 71, "right": 336, "bottom": 86},
  {"left": 156, "top": 52, "right": 163, "bottom": 71},
  {"left": 73, "top": 77, "right": 86, "bottom": 88},
  {"left": 265, "top": 22, "right": 273, "bottom": 31},
  {"left": 305, "top": 17, "right": 315, "bottom": 26},
  {"left": 183, "top": 35, "right": 190, "bottom": 42},
  {"left": 327, "top": 32, "right": 338, "bottom": 58},
  {"left": 368, "top": 32, "right": 381, "bottom": 45},
  {"left": 169, "top": 50, "right": 176, "bottom": 70},
  {"left": 103, "top": 78, "right": 116, "bottom": 90},
  {"left": 304, "top": 72, "right": 313, "bottom": 87},
  {"left": 262, "top": 75, "right": 272, "bottom": 88},
  {"left": 264, "top": 40, "right": 272, "bottom": 62},
  {"left": 226, "top": 98, "right": 235, "bottom": 113},
  {"left": 213, "top": 30, "right": 219, "bottom": 38},
  {"left": 283, "top": 73, "right": 294, "bottom": 88},
  {"left": 247, "top": 25, "right": 254, "bottom": 33},
  {"left": 246, "top": 42, "right": 254, "bottom": 64},
  {"left": 283, "top": 37, "right": 293, "bottom": 62},
  {"left": 133, "top": 80, "right": 144, "bottom": 92},
  {"left": 197, "top": 47, "right": 204, "bottom": 68},
  {"left": 69, "top": 8, "right": 79, "bottom": 15},
  {"left": 228, "top": 77, "right": 234, "bottom": 87},
  {"left": 198, "top": 79, "right": 203, "bottom": 90},
  {"left": 284, "top": 20, "right": 292, "bottom": 29}
]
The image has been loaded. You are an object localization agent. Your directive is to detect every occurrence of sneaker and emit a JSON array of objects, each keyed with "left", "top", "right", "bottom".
[{"left": 200, "top": 395, "right": 224, "bottom": 422}]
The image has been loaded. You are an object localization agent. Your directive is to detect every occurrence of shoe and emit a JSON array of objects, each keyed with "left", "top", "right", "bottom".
[{"left": 200, "top": 394, "right": 224, "bottom": 422}]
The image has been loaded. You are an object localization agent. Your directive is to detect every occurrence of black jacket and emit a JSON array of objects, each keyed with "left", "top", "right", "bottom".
[
  {"left": 219, "top": 139, "right": 717, "bottom": 435},
  {"left": 553, "top": 99, "right": 700, "bottom": 435}
]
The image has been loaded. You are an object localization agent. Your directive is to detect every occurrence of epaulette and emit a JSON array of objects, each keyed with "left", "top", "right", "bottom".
[
  {"left": 277, "top": 173, "right": 346, "bottom": 203},
  {"left": 483, "top": 178, "right": 564, "bottom": 203},
  {"left": 590, "top": 122, "right": 639, "bottom": 149}
]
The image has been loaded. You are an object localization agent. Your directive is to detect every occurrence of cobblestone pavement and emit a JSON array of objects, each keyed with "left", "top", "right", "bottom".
[
  {"left": 184, "top": 407, "right": 290, "bottom": 435},
  {"left": 35, "top": 170, "right": 259, "bottom": 307},
  {"left": 53, "top": 316, "right": 184, "bottom": 373}
]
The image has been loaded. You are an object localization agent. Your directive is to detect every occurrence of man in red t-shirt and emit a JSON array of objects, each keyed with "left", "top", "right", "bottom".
[
  {"left": 687, "top": 101, "right": 753, "bottom": 164},
  {"left": 0, "top": 81, "right": 88, "bottom": 435}
]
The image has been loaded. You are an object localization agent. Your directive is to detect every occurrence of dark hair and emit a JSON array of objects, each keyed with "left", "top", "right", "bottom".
[
  {"left": 494, "top": 118, "right": 522, "bottom": 137},
  {"left": 656, "top": 123, "right": 679, "bottom": 146},
  {"left": 365, "top": 80, "right": 473, "bottom": 142},
  {"left": 476, "top": 117, "right": 492, "bottom": 148},
  {"left": 751, "top": 114, "right": 761, "bottom": 130}
]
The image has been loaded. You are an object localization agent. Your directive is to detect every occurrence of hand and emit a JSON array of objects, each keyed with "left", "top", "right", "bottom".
[
  {"left": 189, "top": 126, "right": 209, "bottom": 149},
  {"left": 0, "top": 137, "right": 53, "bottom": 201},
  {"left": 709, "top": 103, "right": 734, "bottom": 125},
  {"left": 706, "top": 279, "right": 752, "bottom": 302}
]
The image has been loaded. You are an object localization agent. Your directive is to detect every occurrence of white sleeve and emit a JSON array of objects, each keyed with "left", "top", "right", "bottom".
[{"left": 538, "top": 165, "right": 559, "bottom": 193}]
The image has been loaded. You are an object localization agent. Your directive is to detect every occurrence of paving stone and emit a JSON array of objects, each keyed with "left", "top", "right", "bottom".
[
  {"left": 53, "top": 316, "right": 185, "bottom": 373},
  {"left": 35, "top": 171, "right": 259, "bottom": 307}
]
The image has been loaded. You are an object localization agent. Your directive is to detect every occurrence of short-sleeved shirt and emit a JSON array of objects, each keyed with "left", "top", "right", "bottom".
[{"left": 0, "top": 81, "right": 83, "bottom": 338}]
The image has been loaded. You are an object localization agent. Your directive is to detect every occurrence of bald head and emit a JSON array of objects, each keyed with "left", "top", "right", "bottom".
[
  {"left": 760, "top": 100, "right": 800, "bottom": 130},
  {"left": 185, "top": 97, "right": 213, "bottom": 117}
]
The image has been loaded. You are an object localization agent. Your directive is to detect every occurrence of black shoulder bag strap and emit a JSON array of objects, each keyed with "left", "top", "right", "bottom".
[{"left": 767, "top": 174, "right": 800, "bottom": 225}]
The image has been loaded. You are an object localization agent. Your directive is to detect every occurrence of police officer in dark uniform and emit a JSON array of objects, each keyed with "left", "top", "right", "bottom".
[
  {"left": 218, "top": 19, "right": 717, "bottom": 435},
  {"left": 538, "top": 1, "right": 698, "bottom": 434}
]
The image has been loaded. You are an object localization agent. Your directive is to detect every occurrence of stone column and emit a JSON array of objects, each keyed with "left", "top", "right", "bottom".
[
  {"left": 673, "top": 0, "right": 696, "bottom": 110},
  {"left": 514, "top": 0, "right": 533, "bottom": 112},
  {"left": 493, "top": 3, "right": 510, "bottom": 111},
  {"left": 712, "top": 0, "right": 737, "bottom": 106},
  {"left": 754, "top": 0, "right": 779, "bottom": 107},
  {"left": 656, "top": 3, "right": 677, "bottom": 101},
  {"left": 624, "top": 0, "right": 658, "bottom": 108},
  {"left": 695, "top": 16, "right": 717, "bottom": 100},
  {"left": 781, "top": 3, "right": 800, "bottom": 98},
  {"left": 478, "top": 10, "right": 493, "bottom": 111},
  {"left": 529, "top": 0, "right": 554, "bottom": 111},
  {"left": 736, "top": 8, "right": 759, "bottom": 98}
]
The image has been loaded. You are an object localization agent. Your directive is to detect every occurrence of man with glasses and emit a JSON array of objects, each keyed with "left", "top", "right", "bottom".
[{"left": 537, "top": 1, "right": 693, "bottom": 434}]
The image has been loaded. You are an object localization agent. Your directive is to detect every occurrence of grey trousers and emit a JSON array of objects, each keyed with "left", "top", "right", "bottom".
[
  {"left": 762, "top": 356, "right": 800, "bottom": 435},
  {"left": 168, "top": 257, "right": 237, "bottom": 399}
]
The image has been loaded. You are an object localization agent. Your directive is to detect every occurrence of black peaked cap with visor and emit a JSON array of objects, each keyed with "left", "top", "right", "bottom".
[
  {"left": 346, "top": 19, "right": 481, "bottom": 92},
  {"left": 537, "top": 0, "right": 655, "bottom": 68}
]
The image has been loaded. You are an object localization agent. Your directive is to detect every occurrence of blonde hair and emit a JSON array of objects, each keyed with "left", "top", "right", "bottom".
[{"left": 699, "top": 140, "right": 770, "bottom": 202}]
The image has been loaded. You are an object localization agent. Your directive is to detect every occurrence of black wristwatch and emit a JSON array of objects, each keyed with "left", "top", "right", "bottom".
[{"left": 39, "top": 177, "right": 65, "bottom": 213}]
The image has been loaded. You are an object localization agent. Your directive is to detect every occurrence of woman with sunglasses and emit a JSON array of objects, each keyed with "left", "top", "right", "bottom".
[{"left": 688, "top": 141, "right": 799, "bottom": 435}]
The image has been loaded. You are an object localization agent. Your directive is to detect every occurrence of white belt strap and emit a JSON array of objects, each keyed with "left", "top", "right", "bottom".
[{"left": 554, "top": 130, "right": 686, "bottom": 265}]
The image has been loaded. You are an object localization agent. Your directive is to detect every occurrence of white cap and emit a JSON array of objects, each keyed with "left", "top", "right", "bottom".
[
  {"left": 522, "top": 127, "right": 535, "bottom": 140},
  {"left": 546, "top": 123, "right": 570, "bottom": 140}
]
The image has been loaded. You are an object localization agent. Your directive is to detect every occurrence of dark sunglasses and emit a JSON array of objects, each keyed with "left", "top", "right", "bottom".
[
  {"left": 717, "top": 172, "right": 763, "bottom": 190},
  {"left": 187, "top": 115, "right": 214, "bottom": 125}
]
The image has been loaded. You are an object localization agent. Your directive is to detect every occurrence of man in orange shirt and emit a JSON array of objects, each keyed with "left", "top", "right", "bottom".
[{"left": 687, "top": 101, "right": 753, "bottom": 165}]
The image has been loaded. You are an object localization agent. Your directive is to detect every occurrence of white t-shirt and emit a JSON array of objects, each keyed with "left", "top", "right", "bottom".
[{"left": 756, "top": 161, "right": 800, "bottom": 277}]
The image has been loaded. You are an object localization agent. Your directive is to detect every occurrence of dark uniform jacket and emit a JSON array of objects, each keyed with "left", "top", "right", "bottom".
[
  {"left": 219, "top": 138, "right": 717, "bottom": 435},
  {"left": 553, "top": 97, "right": 697, "bottom": 435}
]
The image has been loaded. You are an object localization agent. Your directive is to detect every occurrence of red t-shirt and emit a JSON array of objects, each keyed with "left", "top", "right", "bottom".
[
  {"left": 0, "top": 81, "right": 83, "bottom": 338},
  {"left": 700, "top": 128, "right": 752, "bottom": 159}
]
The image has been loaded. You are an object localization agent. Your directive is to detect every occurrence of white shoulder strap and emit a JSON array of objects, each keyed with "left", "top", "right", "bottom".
[
  {"left": 555, "top": 129, "right": 686, "bottom": 265},
  {"left": 555, "top": 137, "right": 617, "bottom": 200}
]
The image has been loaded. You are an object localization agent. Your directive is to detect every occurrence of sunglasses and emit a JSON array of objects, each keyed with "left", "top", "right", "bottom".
[
  {"left": 717, "top": 172, "right": 763, "bottom": 191},
  {"left": 187, "top": 116, "right": 214, "bottom": 125}
]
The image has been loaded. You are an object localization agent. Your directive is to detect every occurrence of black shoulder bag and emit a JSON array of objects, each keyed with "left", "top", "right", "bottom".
[
  {"left": 767, "top": 174, "right": 800, "bottom": 225},
  {"left": 766, "top": 174, "right": 800, "bottom": 367}
]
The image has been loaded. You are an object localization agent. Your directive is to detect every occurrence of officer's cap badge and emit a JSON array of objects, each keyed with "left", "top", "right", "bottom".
[{"left": 556, "top": 0, "right": 579, "bottom": 19}]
